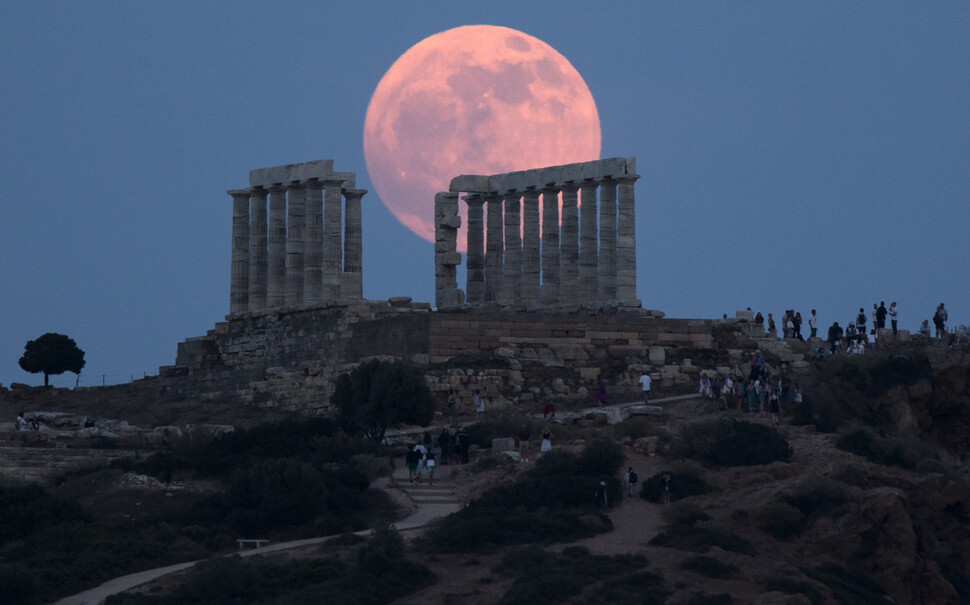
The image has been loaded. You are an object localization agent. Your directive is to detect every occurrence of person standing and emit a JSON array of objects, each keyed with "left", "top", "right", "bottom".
[
  {"left": 474, "top": 389, "right": 485, "bottom": 421},
  {"left": 405, "top": 445, "right": 420, "bottom": 485},
  {"left": 662, "top": 473, "right": 672, "bottom": 505},
  {"left": 767, "top": 313, "right": 777, "bottom": 337},
  {"left": 857, "top": 308, "right": 867, "bottom": 337},
  {"left": 889, "top": 302, "right": 898, "bottom": 335},
  {"left": 437, "top": 428, "right": 452, "bottom": 465},
  {"left": 540, "top": 426, "right": 553, "bottom": 452},
  {"left": 809, "top": 309, "right": 818, "bottom": 339},
  {"left": 876, "top": 301, "right": 888, "bottom": 330},
  {"left": 425, "top": 449, "right": 436, "bottom": 486},
  {"left": 934, "top": 305, "right": 945, "bottom": 338},
  {"left": 518, "top": 425, "right": 531, "bottom": 463},
  {"left": 940, "top": 303, "right": 948, "bottom": 335},
  {"left": 625, "top": 467, "right": 638, "bottom": 496},
  {"left": 596, "top": 481, "right": 609, "bottom": 510},
  {"left": 639, "top": 372, "right": 652, "bottom": 404},
  {"left": 447, "top": 388, "right": 458, "bottom": 417}
]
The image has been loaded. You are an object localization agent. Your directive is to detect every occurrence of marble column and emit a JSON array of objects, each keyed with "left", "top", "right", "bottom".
[
  {"left": 266, "top": 185, "right": 287, "bottom": 308},
  {"left": 579, "top": 180, "right": 599, "bottom": 303},
  {"left": 322, "top": 177, "right": 344, "bottom": 301},
  {"left": 342, "top": 188, "right": 365, "bottom": 299},
  {"left": 248, "top": 187, "right": 268, "bottom": 311},
  {"left": 303, "top": 179, "right": 324, "bottom": 304},
  {"left": 229, "top": 189, "right": 251, "bottom": 314},
  {"left": 560, "top": 183, "right": 579, "bottom": 305},
  {"left": 598, "top": 177, "right": 617, "bottom": 301},
  {"left": 484, "top": 193, "right": 504, "bottom": 303},
  {"left": 502, "top": 193, "right": 522, "bottom": 305},
  {"left": 521, "top": 188, "right": 541, "bottom": 307},
  {"left": 540, "top": 185, "right": 561, "bottom": 306},
  {"left": 464, "top": 194, "right": 485, "bottom": 304},
  {"left": 285, "top": 182, "right": 306, "bottom": 306},
  {"left": 616, "top": 173, "right": 641, "bottom": 302},
  {"left": 435, "top": 191, "right": 462, "bottom": 308}
]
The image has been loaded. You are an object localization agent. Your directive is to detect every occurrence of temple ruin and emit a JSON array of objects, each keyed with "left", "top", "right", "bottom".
[
  {"left": 227, "top": 160, "right": 367, "bottom": 314},
  {"left": 435, "top": 157, "right": 640, "bottom": 311}
]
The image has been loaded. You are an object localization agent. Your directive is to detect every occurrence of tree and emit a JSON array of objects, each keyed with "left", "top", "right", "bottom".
[
  {"left": 331, "top": 359, "right": 435, "bottom": 445},
  {"left": 18, "top": 333, "right": 85, "bottom": 386}
]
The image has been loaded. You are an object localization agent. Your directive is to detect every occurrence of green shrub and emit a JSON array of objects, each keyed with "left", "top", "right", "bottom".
[
  {"left": 797, "top": 353, "right": 932, "bottom": 432},
  {"left": 764, "top": 577, "right": 824, "bottom": 605},
  {"left": 641, "top": 468, "right": 709, "bottom": 503},
  {"left": 496, "top": 547, "right": 650, "bottom": 605},
  {"left": 783, "top": 478, "right": 848, "bottom": 520},
  {"left": 223, "top": 459, "right": 327, "bottom": 533},
  {"left": 650, "top": 520, "right": 756, "bottom": 556},
  {"left": 0, "top": 480, "right": 88, "bottom": 543},
  {"left": 679, "top": 555, "right": 739, "bottom": 578},
  {"left": 588, "top": 571, "right": 668, "bottom": 605},
  {"left": 673, "top": 419, "right": 791, "bottom": 466},
  {"left": 762, "top": 502, "right": 806, "bottom": 541},
  {"left": 836, "top": 427, "right": 928, "bottom": 469},
  {"left": 662, "top": 502, "right": 711, "bottom": 528},
  {"left": 578, "top": 436, "right": 626, "bottom": 476},
  {"left": 803, "top": 562, "right": 892, "bottom": 605},
  {"left": 678, "top": 592, "right": 732, "bottom": 605}
]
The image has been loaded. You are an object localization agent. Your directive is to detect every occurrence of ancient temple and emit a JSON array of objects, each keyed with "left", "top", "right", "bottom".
[{"left": 435, "top": 157, "right": 640, "bottom": 311}]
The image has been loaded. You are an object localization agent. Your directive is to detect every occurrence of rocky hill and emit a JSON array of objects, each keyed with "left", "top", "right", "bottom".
[{"left": 1, "top": 338, "right": 969, "bottom": 604}]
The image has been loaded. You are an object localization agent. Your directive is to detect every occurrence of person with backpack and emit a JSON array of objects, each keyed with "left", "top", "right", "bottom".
[
  {"left": 857, "top": 308, "right": 867, "bottom": 337},
  {"left": 625, "top": 467, "right": 638, "bottom": 496}
]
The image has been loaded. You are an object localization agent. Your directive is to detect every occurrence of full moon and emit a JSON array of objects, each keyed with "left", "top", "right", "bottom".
[{"left": 363, "top": 25, "right": 601, "bottom": 248}]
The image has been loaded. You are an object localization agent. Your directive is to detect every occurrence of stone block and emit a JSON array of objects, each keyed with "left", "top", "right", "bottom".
[
  {"left": 439, "top": 214, "right": 461, "bottom": 229},
  {"left": 629, "top": 405, "right": 664, "bottom": 416},
  {"left": 648, "top": 346, "right": 665, "bottom": 365},
  {"left": 449, "top": 174, "right": 490, "bottom": 192},
  {"left": 249, "top": 159, "right": 334, "bottom": 187},
  {"left": 579, "top": 367, "right": 600, "bottom": 381},
  {"left": 735, "top": 310, "right": 755, "bottom": 321},
  {"left": 540, "top": 166, "right": 562, "bottom": 185}
]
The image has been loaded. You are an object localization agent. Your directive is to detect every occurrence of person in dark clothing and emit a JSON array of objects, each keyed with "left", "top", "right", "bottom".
[
  {"left": 876, "top": 301, "right": 888, "bottom": 330},
  {"left": 437, "top": 428, "right": 452, "bottom": 465}
]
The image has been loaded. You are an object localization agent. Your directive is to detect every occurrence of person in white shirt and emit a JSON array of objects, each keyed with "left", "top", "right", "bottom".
[
  {"left": 638, "top": 373, "right": 651, "bottom": 404},
  {"left": 809, "top": 309, "right": 818, "bottom": 338}
]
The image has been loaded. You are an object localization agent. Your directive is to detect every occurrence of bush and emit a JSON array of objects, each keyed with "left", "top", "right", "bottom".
[
  {"left": 679, "top": 555, "right": 739, "bottom": 578},
  {"left": 495, "top": 547, "right": 650, "bottom": 605},
  {"left": 762, "top": 502, "right": 806, "bottom": 541},
  {"left": 650, "top": 520, "right": 756, "bottom": 556},
  {"left": 578, "top": 436, "right": 626, "bottom": 476},
  {"left": 783, "top": 478, "right": 848, "bottom": 520},
  {"left": 673, "top": 419, "right": 791, "bottom": 466},
  {"left": 0, "top": 480, "right": 88, "bottom": 543},
  {"left": 797, "top": 353, "right": 932, "bottom": 432},
  {"left": 836, "top": 427, "right": 928, "bottom": 469},
  {"left": 803, "top": 562, "right": 892, "bottom": 605},
  {"left": 764, "top": 577, "right": 824, "bottom": 605},
  {"left": 662, "top": 502, "right": 711, "bottom": 528},
  {"left": 223, "top": 459, "right": 327, "bottom": 533},
  {"left": 641, "top": 467, "right": 709, "bottom": 503}
]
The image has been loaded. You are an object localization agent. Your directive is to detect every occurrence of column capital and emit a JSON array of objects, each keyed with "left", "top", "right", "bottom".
[
  {"left": 227, "top": 189, "right": 252, "bottom": 200},
  {"left": 304, "top": 177, "right": 324, "bottom": 191},
  {"left": 342, "top": 188, "right": 368, "bottom": 201},
  {"left": 286, "top": 181, "right": 306, "bottom": 191},
  {"left": 615, "top": 173, "right": 641, "bottom": 184},
  {"left": 463, "top": 193, "right": 486, "bottom": 206}
]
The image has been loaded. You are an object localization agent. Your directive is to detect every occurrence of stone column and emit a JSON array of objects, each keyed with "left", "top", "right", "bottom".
[
  {"left": 322, "top": 177, "right": 344, "bottom": 301},
  {"left": 342, "top": 188, "right": 365, "bottom": 299},
  {"left": 598, "top": 177, "right": 617, "bottom": 301},
  {"left": 464, "top": 194, "right": 486, "bottom": 304},
  {"left": 540, "top": 185, "right": 561, "bottom": 306},
  {"left": 579, "top": 180, "right": 599, "bottom": 303},
  {"left": 285, "top": 182, "right": 306, "bottom": 306},
  {"left": 616, "top": 173, "right": 641, "bottom": 303},
  {"left": 248, "top": 187, "right": 268, "bottom": 311},
  {"left": 560, "top": 183, "right": 580, "bottom": 305},
  {"left": 266, "top": 185, "right": 287, "bottom": 308},
  {"left": 303, "top": 179, "right": 324, "bottom": 304},
  {"left": 435, "top": 191, "right": 462, "bottom": 309},
  {"left": 521, "top": 188, "right": 541, "bottom": 307},
  {"left": 484, "top": 193, "right": 504, "bottom": 303},
  {"left": 229, "top": 189, "right": 251, "bottom": 314},
  {"left": 502, "top": 193, "right": 522, "bottom": 305}
]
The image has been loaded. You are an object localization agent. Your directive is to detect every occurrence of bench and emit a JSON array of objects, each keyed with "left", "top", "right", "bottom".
[{"left": 237, "top": 539, "right": 270, "bottom": 550}]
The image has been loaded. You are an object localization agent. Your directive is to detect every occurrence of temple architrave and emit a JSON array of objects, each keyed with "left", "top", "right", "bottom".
[
  {"left": 434, "top": 157, "right": 641, "bottom": 312},
  {"left": 227, "top": 160, "right": 367, "bottom": 314}
]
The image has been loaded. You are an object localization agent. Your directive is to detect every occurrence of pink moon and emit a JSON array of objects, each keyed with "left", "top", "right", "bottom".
[{"left": 363, "top": 25, "right": 601, "bottom": 250}]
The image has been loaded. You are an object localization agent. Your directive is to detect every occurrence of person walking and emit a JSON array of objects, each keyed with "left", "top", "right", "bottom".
[
  {"left": 625, "top": 467, "right": 638, "bottom": 496},
  {"left": 639, "top": 372, "right": 651, "bottom": 404},
  {"left": 540, "top": 426, "right": 553, "bottom": 452}
]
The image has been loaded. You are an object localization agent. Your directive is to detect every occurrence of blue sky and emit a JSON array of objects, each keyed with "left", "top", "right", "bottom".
[{"left": 2, "top": 2, "right": 968, "bottom": 387}]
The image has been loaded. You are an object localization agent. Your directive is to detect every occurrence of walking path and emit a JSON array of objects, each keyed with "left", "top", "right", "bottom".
[{"left": 56, "top": 393, "right": 691, "bottom": 604}]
